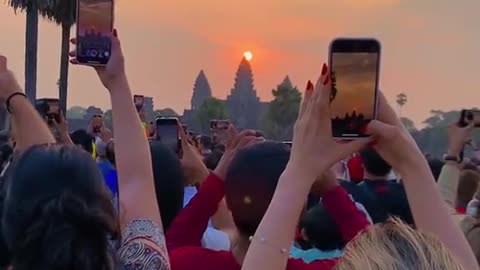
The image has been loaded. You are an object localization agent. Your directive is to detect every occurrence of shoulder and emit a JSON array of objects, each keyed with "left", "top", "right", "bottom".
[{"left": 118, "top": 219, "right": 170, "bottom": 270}]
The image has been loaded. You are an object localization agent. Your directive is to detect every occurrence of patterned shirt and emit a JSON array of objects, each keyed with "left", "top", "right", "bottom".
[{"left": 118, "top": 219, "right": 170, "bottom": 270}]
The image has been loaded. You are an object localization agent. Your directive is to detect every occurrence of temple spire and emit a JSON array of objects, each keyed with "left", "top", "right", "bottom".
[{"left": 191, "top": 70, "right": 212, "bottom": 110}]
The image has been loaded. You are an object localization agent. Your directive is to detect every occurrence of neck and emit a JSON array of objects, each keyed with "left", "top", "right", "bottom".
[{"left": 230, "top": 235, "right": 251, "bottom": 265}]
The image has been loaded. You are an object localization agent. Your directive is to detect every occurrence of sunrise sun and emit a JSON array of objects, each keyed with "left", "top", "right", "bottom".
[{"left": 243, "top": 51, "right": 253, "bottom": 61}]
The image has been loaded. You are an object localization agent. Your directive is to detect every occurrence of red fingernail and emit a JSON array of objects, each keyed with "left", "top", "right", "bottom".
[
  {"left": 306, "top": 80, "right": 314, "bottom": 92},
  {"left": 323, "top": 74, "right": 330, "bottom": 85},
  {"left": 113, "top": 29, "right": 118, "bottom": 37},
  {"left": 321, "top": 63, "right": 327, "bottom": 75}
]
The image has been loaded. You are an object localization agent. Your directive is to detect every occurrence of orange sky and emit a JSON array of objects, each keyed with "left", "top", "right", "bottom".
[{"left": 1, "top": 0, "right": 479, "bottom": 125}]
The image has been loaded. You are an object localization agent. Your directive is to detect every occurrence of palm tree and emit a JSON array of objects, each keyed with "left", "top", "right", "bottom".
[
  {"left": 7, "top": 0, "right": 76, "bottom": 112},
  {"left": 7, "top": 0, "right": 39, "bottom": 103},
  {"left": 396, "top": 93, "right": 407, "bottom": 117},
  {"left": 39, "top": 0, "right": 77, "bottom": 113}
]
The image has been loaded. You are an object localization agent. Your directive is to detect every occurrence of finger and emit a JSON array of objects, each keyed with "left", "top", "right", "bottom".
[
  {"left": 237, "top": 136, "right": 259, "bottom": 149},
  {"left": 70, "top": 59, "right": 79, "bottom": 65},
  {"left": 0, "top": 55, "right": 7, "bottom": 71},
  {"left": 69, "top": 50, "right": 76, "bottom": 57},
  {"left": 377, "top": 91, "right": 402, "bottom": 128},
  {"left": 299, "top": 80, "right": 314, "bottom": 118},
  {"left": 314, "top": 65, "right": 332, "bottom": 107},
  {"left": 366, "top": 120, "right": 395, "bottom": 138},
  {"left": 178, "top": 124, "right": 189, "bottom": 148},
  {"left": 337, "top": 137, "right": 372, "bottom": 162},
  {"left": 70, "top": 38, "right": 77, "bottom": 45},
  {"left": 225, "top": 125, "right": 238, "bottom": 148}
]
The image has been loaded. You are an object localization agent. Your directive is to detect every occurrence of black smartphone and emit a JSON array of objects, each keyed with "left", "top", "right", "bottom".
[
  {"left": 76, "top": 0, "right": 114, "bottom": 66},
  {"left": 35, "top": 98, "right": 61, "bottom": 124},
  {"left": 134, "top": 95, "right": 144, "bottom": 112},
  {"left": 459, "top": 109, "right": 480, "bottom": 127},
  {"left": 156, "top": 117, "right": 181, "bottom": 155},
  {"left": 329, "top": 38, "right": 381, "bottom": 138}
]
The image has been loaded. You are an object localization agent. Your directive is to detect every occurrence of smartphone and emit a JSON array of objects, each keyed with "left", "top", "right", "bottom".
[
  {"left": 329, "top": 38, "right": 381, "bottom": 138},
  {"left": 92, "top": 114, "right": 103, "bottom": 134},
  {"left": 76, "top": 0, "right": 114, "bottom": 66},
  {"left": 210, "top": 120, "right": 230, "bottom": 130},
  {"left": 459, "top": 109, "right": 480, "bottom": 127},
  {"left": 156, "top": 117, "right": 181, "bottom": 155},
  {"left": 133, "top": 95, "right": 144, "bottom": 112},
  {"left": 35, "top": 98, "right": 61, "bottom": 124}
]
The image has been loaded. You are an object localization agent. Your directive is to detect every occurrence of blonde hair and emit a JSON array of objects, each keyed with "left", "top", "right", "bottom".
[{"left": 335, "top": 218, "right": 464, "bottom": 270}]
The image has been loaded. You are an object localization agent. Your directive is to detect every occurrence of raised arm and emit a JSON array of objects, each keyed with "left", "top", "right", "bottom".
[
  {"left": 0, "top": 56, "right": 55, "bottom": 150},
  {"left": 242, "top": 68, "right": 370, "bottom": 270},
  {"left": 366, "top": 93, "right": 479, "bottom": 270}
]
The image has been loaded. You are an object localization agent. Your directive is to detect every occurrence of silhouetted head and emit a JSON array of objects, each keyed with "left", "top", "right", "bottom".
[
  {"left": 299, "top": 203, "right": 344, "bottom": 251},
  {"left": 203, "top": 149, "right": 224, "bottom": 170},
  {"left": 360, "top": 147, "right": 392, "bottom": 178},
  {"left": 225, "top": 142, "right": 290, "bottom": 237},
  {"left": 456, "top": 170, "right": 480, "bottom": 210},
  {"left": 2, "top": 144, "right": 118, "bottom": 270},
  {"left": 150, "top": 141, "right": 184, "bottom": 230},
  {"left": 70, "top": 129, "right": 94, "bottom": 154},
  {"left": 428, "top": 158, "right": 444, "bottom": 182}
]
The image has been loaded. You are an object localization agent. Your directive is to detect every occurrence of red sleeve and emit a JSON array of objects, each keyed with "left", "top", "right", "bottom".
[
  {"left": 166, "top": 173, "right": 225, "bottom": 251},
  {"left": 322, "top": 185, "right": 370, "bottom": 243},
  {"left": 286, "top": 257, "right": 338, "bottom": 270}
]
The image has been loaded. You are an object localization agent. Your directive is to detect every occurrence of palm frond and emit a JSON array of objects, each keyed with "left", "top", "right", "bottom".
[{"left": 6, "top": 0, "right": 76, "bottom": 26}]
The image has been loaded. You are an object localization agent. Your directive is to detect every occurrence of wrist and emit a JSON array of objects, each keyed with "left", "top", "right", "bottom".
[
  {"left": 106, "top": 74, "right": 128, "bottom": 91},
  {"left": 283, "top": 161, "right": 326, "bottom": 186},
  {"left": 446, "top": 146, "right": 463, "bottom": 157}
]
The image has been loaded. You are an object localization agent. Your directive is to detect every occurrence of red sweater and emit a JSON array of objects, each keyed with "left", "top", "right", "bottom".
[{"left": 167, "top": 173, "right": 370, "bottom": 270}]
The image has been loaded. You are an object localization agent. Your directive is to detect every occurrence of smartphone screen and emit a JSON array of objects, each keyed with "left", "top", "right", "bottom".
[
  {"left": 76, "top": 0, "right": 114, "bottom": 65},
  {"left": 156, "top": 118, "right": 180, "bottom": 154},
  {"left": 329, "top": 38, "right": 380, "bottom": 138}
]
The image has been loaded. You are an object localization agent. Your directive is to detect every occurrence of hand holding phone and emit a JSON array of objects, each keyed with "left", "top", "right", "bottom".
[
  {"left": 329, "top": 38, "right": 381, "bottom": 138},
  {"left": 76, "top": 0, "right": 114, "bottom": 66},
  {"left": 35, "top": 98, "right": 61, "bottom": 125},
  {"left": 459, "top": 109, "right": 480, "bottom": 128}
]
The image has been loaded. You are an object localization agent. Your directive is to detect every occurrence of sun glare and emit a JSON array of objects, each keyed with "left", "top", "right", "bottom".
[{"left": 243, "top": 51, "right": 253, "bottom": 61}]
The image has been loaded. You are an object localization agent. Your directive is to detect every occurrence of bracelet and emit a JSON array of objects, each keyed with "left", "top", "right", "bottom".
[
  {"left": 6, "top": 92, "right": 26, "bottom": 113},
  {"left": 248, "top": 235, "right": 289, "bottom": 255}
]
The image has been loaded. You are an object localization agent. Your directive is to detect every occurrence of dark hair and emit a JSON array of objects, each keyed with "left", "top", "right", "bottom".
[
  {"left": 106, "top": 141, "right": 115, "bottom": 167},
  {"left": 299, "top": 203, "right": 344, "bottom": 251},
  {"left": 199, "top": 135, "right": 212, "bottom": 150},
  {"left": 225, "top": 142, "right": 290, "bottom": 237},
  {"left": 203, "top": 149, "right": 223, "bottom": 170},
  {"left": 70, "top": 129, "right": 94, "bottom": 154},
  {"left": 150, "top": 141, "right": 184, "bottom": 230},
  {"left": 359, "top": 147, "right": 392, "bottom": 177},
  {"left": 427, "top": 158, "right": 444, "bottom": 181},
  {"left": 2, "top": 144, "right": 118, "bottom": 270}
]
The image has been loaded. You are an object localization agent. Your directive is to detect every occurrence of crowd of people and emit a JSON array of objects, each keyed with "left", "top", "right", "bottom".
[{"left": 0, "top": 29, "right": 480, "bottom": 270}]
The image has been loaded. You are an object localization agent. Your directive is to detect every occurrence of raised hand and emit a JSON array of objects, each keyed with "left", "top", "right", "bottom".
[
  {"left": 69, "top": 29, "right": 126, "bottom": 90},
  {"left": 0, "top": 55, "right": 21, "bottom": 99},
  {"left": 289, "top": 63, "right": 371, "bottom": 181},
  {"left": 178, "top": 125, "right": 209, "bottom": 185}
]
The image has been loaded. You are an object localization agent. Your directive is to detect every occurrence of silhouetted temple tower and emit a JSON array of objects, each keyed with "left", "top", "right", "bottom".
[
  {"left": 191, "top": 70, "right": 212, "bottom": 110},
  {"left": 226, "top": 57, "right": 261, "bottom": 129}
]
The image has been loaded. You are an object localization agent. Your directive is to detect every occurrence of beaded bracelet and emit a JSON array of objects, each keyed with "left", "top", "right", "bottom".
[
  {"left": 248, "top": 235, "right": 289, "bottom": 255},
  {"left": 6, "top": 92, "right": 26, "bottom": 113}
]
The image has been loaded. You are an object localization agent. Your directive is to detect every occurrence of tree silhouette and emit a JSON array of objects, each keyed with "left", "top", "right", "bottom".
[{"left": 396, "top": 93, "right": 407, "bottom": 117}]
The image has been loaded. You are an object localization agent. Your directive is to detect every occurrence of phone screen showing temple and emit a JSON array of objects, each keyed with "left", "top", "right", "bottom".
[
  {"left": 157, "top": 121, "right": 179, "bottom": 153},
  {"left": 330, "top": 48, "right": 379, "bottom": 138},
  {"left": 76, "top": 0, "right": 113, "bottom": 65}
]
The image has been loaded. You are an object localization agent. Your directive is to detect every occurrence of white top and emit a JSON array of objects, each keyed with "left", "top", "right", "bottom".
[{"left": 184, "top": 186, "right": 231, "bottom": 251}]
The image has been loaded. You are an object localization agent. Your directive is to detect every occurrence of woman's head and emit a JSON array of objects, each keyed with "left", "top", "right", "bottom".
[
  {"left": 2, "top": 144, "right": 118, "bottom": 270},
  {"left": 224, "top": 142, "right": 290, "bottom": 237},
  {"left": 150, "top": 141, "right": 184, "bottom": 230},
  {"left": 336, "top": 218, "right": 463, "bottom": 270}
]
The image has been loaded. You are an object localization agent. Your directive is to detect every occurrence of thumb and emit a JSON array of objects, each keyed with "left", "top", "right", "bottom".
[{"left": 366, "top": 120, "right": 394, "bottom": 138}]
